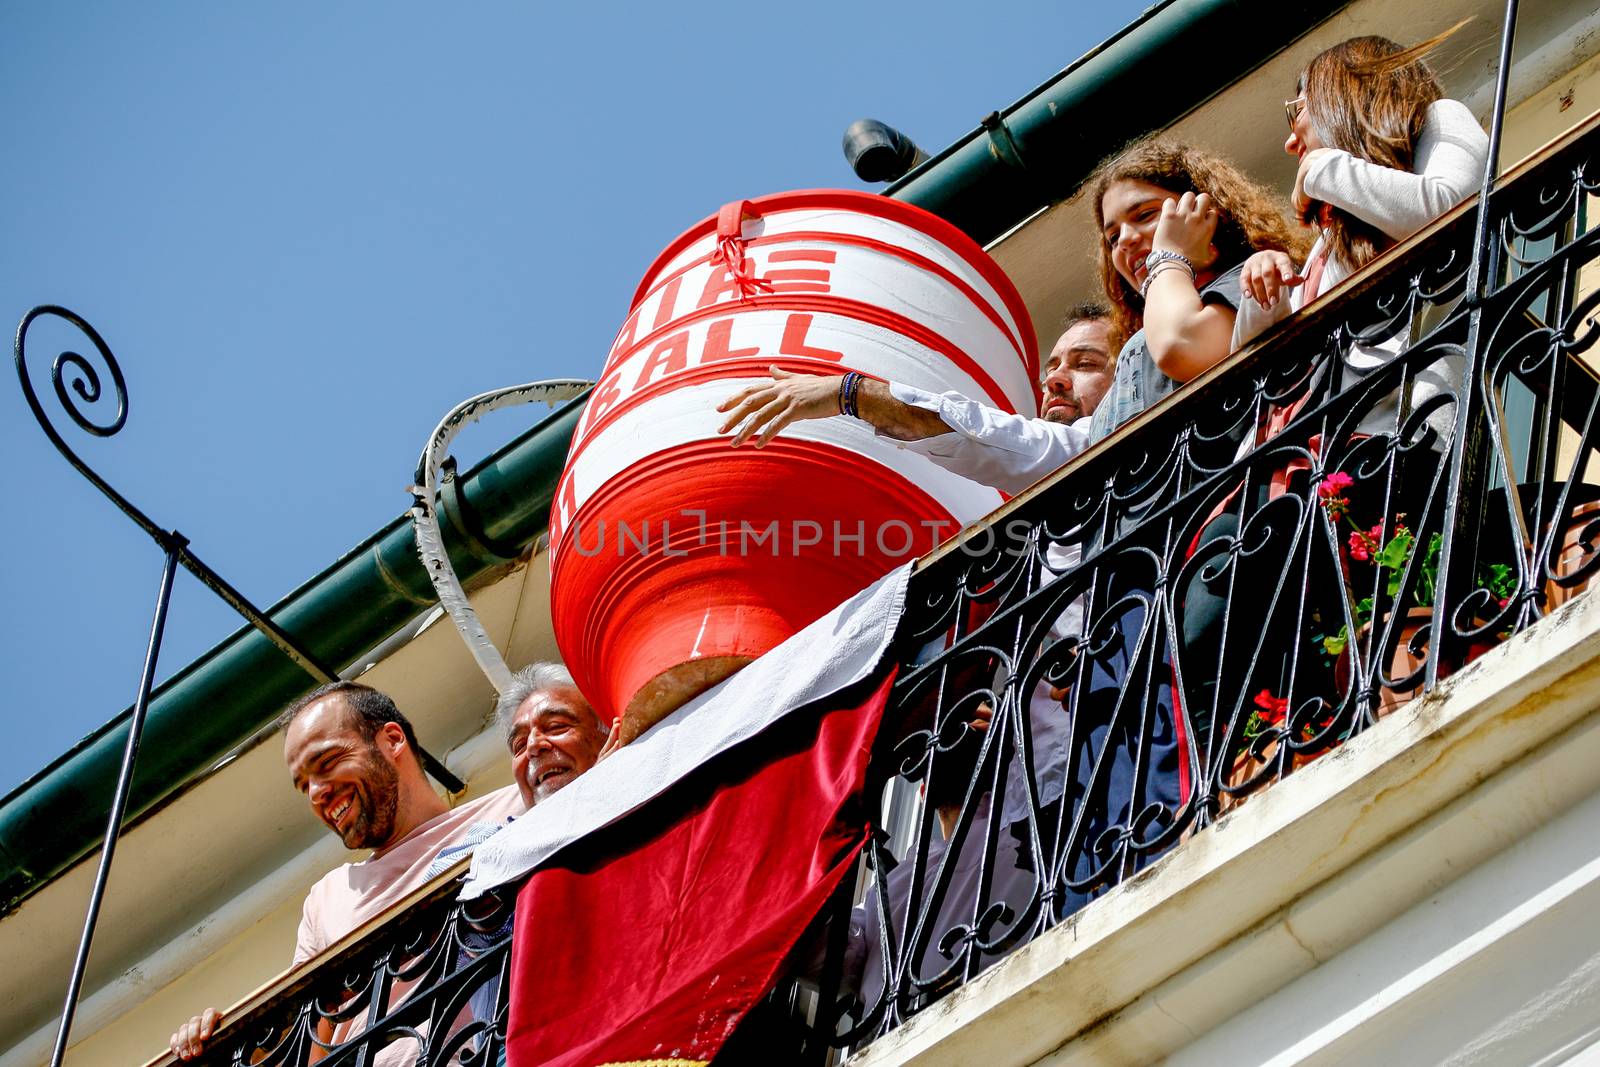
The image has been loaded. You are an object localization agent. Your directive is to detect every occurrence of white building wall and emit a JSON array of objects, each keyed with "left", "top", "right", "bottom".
[{"left": 1164, "top": 771, "right": 1600, "bottom": 1067}]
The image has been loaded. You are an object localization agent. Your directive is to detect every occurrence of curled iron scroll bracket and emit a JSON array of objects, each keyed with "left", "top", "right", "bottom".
[
  {"left": 15, "top": 304, "right": 336, "bottom": 682},
  {"left": 16, "top": 304, "right": 465, "bottom": 791},
  {"left": 15, "top": 305, "right": 168, "bottom": 547}
]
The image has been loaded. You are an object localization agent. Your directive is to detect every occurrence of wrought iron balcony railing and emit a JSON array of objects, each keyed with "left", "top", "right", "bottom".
[
  {"left": 140, "top": 859, "right": 517, "bottom": 1067},
  {"left": 804, "top": 104, "right": 1600, "bottom": 1052},
  {"left": 140, "top": 105, "right": 1600, "bottom": 1067}
]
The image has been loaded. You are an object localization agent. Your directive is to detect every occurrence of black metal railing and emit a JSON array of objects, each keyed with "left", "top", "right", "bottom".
[
  {"left": 13, "top": 303, "right": 464, "bottom": 1067},
  {"left": 137, "top": 75, "right": 1600, "bottom": 1067},
  {"left": 797, "top": 102, "right": 1600, "bottom": 1056},
  {"left": 143, "top": 863, "right": 516, "bottom": 1067}
]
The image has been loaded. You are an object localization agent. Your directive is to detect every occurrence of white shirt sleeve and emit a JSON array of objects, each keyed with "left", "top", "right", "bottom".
[
  {"left": 884, "top": 381, "right": 1089, "bottom": 496},
  {"left": 1301, "top": 99, "right": 1488, "bottom": 242}
]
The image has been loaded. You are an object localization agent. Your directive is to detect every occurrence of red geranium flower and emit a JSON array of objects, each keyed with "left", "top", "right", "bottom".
[
  {"left": 1317, "top": 472, "right": 1355, "bottom": 522},
  {"left": 1319, "top": 471, "right": 1354, "bottom": 496},
  {"left": 1252, "top": 689, "right": 1289, "bottom": 725},
  {"left": 1348, "top": 523, "right": 1385, "bottom": 562}
]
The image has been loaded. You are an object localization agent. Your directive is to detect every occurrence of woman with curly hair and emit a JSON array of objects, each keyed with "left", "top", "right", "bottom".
[{"left": 1087, "top": 139, "right": 1309, "bottom": 439}]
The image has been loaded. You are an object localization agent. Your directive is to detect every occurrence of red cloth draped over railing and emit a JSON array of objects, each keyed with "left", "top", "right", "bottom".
[{"left": 506, "top": 669, "right": 894, "bottom": 1066}]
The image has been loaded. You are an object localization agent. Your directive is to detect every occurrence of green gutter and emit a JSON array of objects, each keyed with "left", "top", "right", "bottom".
[
  {"left": 0, "top": 394, "right": 588, "bottom": 916},
  {"left": 886, "top": 0, "right": 1351, "bottom": 246}
]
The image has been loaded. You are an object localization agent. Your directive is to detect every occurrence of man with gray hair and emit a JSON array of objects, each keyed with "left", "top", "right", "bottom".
[
  {"left": 499, "top": 661, "right": 619, "bottom": 808},
  {"left": 423, "top": 662, "right": 617, "bottom": 877}
]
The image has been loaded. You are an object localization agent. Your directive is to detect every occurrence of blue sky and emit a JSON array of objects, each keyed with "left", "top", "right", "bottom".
[{"left": 0, "top": 1, "right": 1146, "bottom": 795}]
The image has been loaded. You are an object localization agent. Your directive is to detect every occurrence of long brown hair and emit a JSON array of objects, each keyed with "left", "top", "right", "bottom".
[
  {"left": 1089, "top": 140, "right": 1309, "bottom": 342},
  {"left": 1301, "top": 21, "right": 1468, "bottom": 270}
]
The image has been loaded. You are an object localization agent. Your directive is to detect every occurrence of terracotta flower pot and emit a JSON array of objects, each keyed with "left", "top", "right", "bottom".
[
  {"left": 1546, "top": 501, "right": 1600, "bottom": 611},
  {"left": 1335, "top": 606, "right": 1499, "bottom": 718},
  {"left": 1370, "top": 607, "right": 1434, "bottom": 715},
  {"left": 1219, "top": 732, "right": 1325, "bottom": 814}
]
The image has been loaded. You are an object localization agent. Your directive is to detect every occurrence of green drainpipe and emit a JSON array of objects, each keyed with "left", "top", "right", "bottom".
[
  {"left": 887, "top": 0, "right": 1351, "bottom": 246},
  {"left": 0, "top": 393, "right": 589, "bottom": 916}
]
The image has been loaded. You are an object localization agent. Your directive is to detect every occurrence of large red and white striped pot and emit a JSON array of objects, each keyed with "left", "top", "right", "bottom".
[{"left": 550, "top": 190, "right": 1038, "bottom": 739}]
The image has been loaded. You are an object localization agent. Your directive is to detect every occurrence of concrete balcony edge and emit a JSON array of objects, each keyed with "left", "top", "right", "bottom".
[{"left": 847, "top": 590, "right": 1600, "bottom": 1066}]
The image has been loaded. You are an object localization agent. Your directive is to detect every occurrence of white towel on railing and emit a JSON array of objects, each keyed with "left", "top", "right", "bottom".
[{"left": 459, "top": 562, "right": 913, "bottom": 899}]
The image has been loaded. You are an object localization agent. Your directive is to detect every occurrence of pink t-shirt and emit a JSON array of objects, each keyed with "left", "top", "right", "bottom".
[
  {"left": 294, "top": 784, "right": 525, "bottom": 963},
  {"left": 292, "top": 785, "right": 525, "bottom": 1062}
]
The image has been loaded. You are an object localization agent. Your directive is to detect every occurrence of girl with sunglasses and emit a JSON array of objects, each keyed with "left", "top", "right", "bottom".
[
  {"left": 1195, "top": 28, "right": 1487, "bottom": 774},
  {"left": 1237, "top": 25, "right": 1486, "bottom": 341}
]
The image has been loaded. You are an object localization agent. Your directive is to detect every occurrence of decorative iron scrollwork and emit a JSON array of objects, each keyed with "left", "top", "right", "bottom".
[
  {"left": 15, "top": 305, "right": 156, "bottom": 537},
  {"left": 795, "top": 108, "right": 1600, "bottom": 1059}
]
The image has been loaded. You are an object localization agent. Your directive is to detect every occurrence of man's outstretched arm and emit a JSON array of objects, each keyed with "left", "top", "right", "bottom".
[
  {"left": 719, "top": 366, "right": 1089, "bottom": 496},
  {"left": 718, "top": 367, "right": 948, "bottom": 445}
]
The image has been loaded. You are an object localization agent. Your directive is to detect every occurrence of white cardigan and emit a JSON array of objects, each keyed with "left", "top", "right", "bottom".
[
  {"left": 1233, "top": 99, "right": 1489, "bottom": 439},
  {"left": 1235, "top": 98, "right": 1488, "bottom": 343}
]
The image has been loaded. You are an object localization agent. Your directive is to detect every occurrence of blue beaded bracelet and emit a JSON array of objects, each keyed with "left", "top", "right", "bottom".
[{"left": 842, "top": 371, "right": 863, "bottom": 418}]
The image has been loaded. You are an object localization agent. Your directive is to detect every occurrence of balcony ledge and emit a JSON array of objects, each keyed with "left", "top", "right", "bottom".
[{"left": 849, "top": 589, "right": 1600, "bottom": 1065}]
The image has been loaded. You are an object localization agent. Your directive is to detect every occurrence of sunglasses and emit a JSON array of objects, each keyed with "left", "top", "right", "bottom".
[{"left": 1284, "top": 96, "right": 1306, "bottom": 129}]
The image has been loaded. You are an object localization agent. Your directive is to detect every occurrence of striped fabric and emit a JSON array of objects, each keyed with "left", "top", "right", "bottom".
[{"left": 423, "top": 817, "right": 515, "bottom": 880}]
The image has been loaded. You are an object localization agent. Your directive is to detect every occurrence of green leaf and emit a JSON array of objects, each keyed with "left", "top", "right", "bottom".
[
  {"left": 1481, "top": 561, "right": 1516, "bottom": 601},
  {"left": 1356, "top": 596, "right": 1375, "bottom": 626},
  {"left": 1416, "top": 533, "right": 1443, "bottom": 608},
  {"left": 1375, "top": 527, "right": 1415, "bottom": 570}
]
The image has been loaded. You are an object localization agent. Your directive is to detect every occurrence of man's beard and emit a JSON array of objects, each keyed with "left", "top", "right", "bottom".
[{"left": 340, "top": 750, "right": 401, "bottom": 850}]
